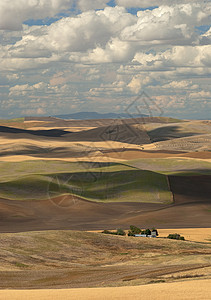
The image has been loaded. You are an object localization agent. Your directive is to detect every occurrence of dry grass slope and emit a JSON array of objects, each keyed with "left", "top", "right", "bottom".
[{"left": 0, "top": 230, "right": 210, "bottom": 290}]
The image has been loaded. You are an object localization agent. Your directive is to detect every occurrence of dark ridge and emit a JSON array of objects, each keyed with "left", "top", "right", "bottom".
[{"left": 0, "top": 126, "right": 70, "bottom": 137}]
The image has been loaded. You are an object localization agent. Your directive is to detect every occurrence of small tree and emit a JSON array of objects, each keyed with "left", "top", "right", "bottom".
[
  {"left": 128, "top": 231, "right": 135, "bottom": 236},
  {"left": 167, "top": 233, "right": 185, "bottom": 241},
  {"left": 151, "top": 227, "right": 159, "bottom": 236},
  {"left": 116, "top": 228, "right": 126, "bottom": 236},
  {"left": 144, "top": 229, "right": 151, "bottom": 236},
  {"left": 102, "top": 230, "right": 112, "bottom": 234},
  {"left": 129, "top": 225, "right": 141, "bottom": 234}
]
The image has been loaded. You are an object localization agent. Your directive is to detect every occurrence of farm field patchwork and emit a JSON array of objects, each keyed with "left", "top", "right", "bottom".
[{"left": 0, "top": 117, "right": 210, "bottom": 298}]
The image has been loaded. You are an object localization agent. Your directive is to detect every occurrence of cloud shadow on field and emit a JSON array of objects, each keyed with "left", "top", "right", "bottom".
[
  {"left": 0, "top": 126, "right": 70, "bottom": 138},
  {"left": 147, "top": 126, "right": 199, "bottom": 142}
]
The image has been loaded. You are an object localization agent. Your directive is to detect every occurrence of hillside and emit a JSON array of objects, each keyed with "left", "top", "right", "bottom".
[
  {"left": 0, "top": 230, "right": 210, "bottom": 289},
  {"left": 0, "top": 162, "right": 172, "bottom": 203}
]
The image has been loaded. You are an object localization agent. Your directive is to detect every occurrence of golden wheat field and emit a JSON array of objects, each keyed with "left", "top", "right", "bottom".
[
  {"left": 0, "top": 279, "right": 210, "bottom": 300},
  {"left": 158, "top": 228, "right": 211, "bottom": 243}
]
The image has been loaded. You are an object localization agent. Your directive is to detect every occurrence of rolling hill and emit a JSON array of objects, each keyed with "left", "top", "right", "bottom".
[
  {"left": 0, "top": 116, "right": 210, "bottom": 232},
  {"left": 0, "top": 162, "right": 172, "bottom": 203},
  {"left": 0, "top": 229, "right": 210, "bottom": 289}
]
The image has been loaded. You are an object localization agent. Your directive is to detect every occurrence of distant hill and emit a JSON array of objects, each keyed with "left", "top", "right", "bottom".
[{"left": 54, "top": 112, "right": 148, "bottom": 120}]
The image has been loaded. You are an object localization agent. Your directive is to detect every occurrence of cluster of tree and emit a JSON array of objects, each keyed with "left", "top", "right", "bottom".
[
  {"left": 167, "top": 233, "right": 185, "bottom": 240},
  {"left": 102, "top": 225, "right": 158, "bottom": 237}
]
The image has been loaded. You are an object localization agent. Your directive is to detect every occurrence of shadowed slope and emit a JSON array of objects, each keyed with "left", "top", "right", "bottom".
[
  {"left": 148, "top": 125, "right": 197, "bottom": 142},
  {"left": 64, "top": 123, "right": 151, "bottom": 145},
  {"left": 0, "top": 126, "right": 70, "bottom": 137},
  {"left": 144, "top": 121, "right": 211, "bottom": 142},
  {"left": 169, "top": 175, "right": 211, "bottom": 203}
]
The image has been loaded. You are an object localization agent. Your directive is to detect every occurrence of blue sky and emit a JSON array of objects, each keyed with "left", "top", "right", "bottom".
[{"left": 0, "top": 0, "right": 210, "bottom": 119}]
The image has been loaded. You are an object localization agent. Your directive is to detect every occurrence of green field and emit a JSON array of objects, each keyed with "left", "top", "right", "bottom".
[
  {"left": 1, "top": 157, "right": 210, "bottom": 204},
  {"left": 0, "top": 161, "right": 119, "bottom": 182},
  {"left": 0, "top": 161, "right": 172, "bottom": 204}
]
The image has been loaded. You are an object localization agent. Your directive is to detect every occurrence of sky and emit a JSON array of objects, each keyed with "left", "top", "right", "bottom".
[{"left": 0, "top": 0, "right": 211, "bottom": 119}]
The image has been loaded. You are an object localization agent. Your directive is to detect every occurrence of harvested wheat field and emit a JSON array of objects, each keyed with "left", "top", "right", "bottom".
[
  {"left": 158, "top": 228, "right": 211, "bottom": 243},
  {"left": 0, "top": 279, "right": 210, "bottom": 300},
  {"left": 0, "top": 230, "right": 210, "bottom": 290}
]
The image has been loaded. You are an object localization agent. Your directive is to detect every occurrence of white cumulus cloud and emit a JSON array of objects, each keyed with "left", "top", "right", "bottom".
[
  {"left": 116, "top": 0, "right": 210, "bottom": 9},
  {"left": 189, "top": 90, "right": 211, "bottom": 98},
  {"left": 0, "top": 0, "right": 74, "bottom": 30},
  {"left": 121, "top": 4, "right": 210, "bottom": 45},
  {"left": 0, "top": 3, "right": 211, "bottom": 119}
]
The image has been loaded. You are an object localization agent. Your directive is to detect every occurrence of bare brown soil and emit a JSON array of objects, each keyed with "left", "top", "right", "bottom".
[{"left": 0, "top": 197, "right": 166, "bottom": 232}]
